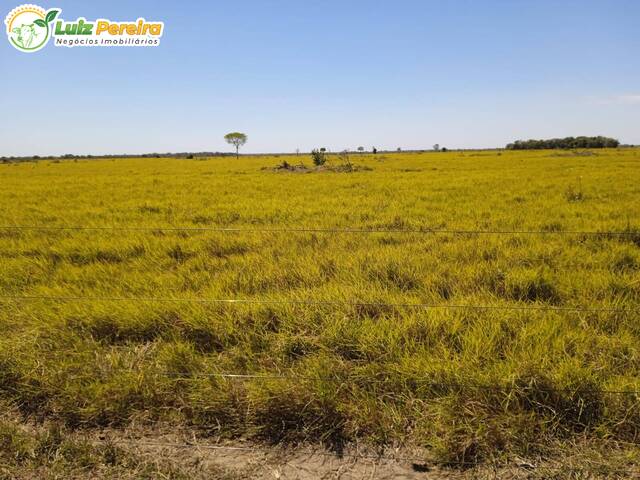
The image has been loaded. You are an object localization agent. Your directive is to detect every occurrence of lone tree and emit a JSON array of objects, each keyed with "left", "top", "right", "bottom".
[
  {"left": 224, "top": 132, "right": 247, "bottom": 159},
  {"left": 357, "top": 146, "right": 364, "bottom": 153}
]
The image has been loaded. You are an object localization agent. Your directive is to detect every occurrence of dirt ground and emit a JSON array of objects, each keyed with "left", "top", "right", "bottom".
[
  {"left": 98, "top": 427, "right": 640, "bottom": 479},
  {"left": 116, "top": 439, "right": 441, "bottom": 479},
  {"left": 2, "top": 417, "right": 639, "bottom": 479}
]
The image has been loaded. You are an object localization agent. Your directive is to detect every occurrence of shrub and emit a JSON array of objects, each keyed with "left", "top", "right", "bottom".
[{"left": 311, "top": 149, "right": 326, "bottom": 166}]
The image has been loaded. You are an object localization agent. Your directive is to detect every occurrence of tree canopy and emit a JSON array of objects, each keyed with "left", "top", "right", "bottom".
[
  {"left": 224, "top": 132, "right": 248, "bottom": 158},
  {"left": 506, "top": 136, "right": 619, "bottom": 150}
]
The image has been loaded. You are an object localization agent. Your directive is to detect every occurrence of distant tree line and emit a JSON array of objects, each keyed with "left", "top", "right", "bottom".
[
  {"left": 506, "top": 136, "right": 619, "bottom": 150},
  {"left": 0, "top": 152, "right": 238, "bottom": 163}
]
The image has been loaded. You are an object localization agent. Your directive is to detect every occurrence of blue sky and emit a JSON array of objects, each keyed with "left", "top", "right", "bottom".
[{"left": 1, "top": 0, "right": 639, "bottom": 156}]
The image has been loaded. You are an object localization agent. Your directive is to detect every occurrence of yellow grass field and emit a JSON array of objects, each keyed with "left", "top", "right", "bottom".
[{"left": 1, "top": 149, "right": 639, "bottom": 477}]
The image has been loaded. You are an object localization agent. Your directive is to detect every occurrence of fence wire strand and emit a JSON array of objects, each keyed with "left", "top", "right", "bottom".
[
  {"left": 156, "top": 372, "right": 640, "bottom": 395},
  {"left": 0, "top": 224, "right": 638, "bottom": 236},
  {"left": 0, "top": 294, "right": 636, "bottom": 314}
]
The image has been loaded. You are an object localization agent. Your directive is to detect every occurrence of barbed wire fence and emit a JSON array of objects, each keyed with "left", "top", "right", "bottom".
[{"left": 1, "top": 223, "right": 640, "bottom": 473}]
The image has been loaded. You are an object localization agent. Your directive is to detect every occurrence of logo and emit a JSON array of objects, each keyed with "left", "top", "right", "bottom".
[
  {"left": 5, "top": 4, "right": 58, "bottom": 52},
  {"left": 5, "top": 4, "right": 164, "bottom": 52}
]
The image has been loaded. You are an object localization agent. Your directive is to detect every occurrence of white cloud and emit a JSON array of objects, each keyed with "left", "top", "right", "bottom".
[
  {"left": 616, "top": 95, "right": 640, "bottom": 104},
  {"left": 588, "top": 94, "right": 640, "bottom": 105}
]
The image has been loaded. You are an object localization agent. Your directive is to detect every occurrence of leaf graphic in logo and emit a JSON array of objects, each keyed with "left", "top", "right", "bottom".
[
  {"left": 45, "top": 10, "right": 59, "bottom": 23},
  {"left": 34, "top": 19, "right": 46, "bottom": 28}
]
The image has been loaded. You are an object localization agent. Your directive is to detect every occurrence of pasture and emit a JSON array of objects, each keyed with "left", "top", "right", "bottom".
[{"left": 0, "top": 149, "right": 639, "bottom": 477}]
